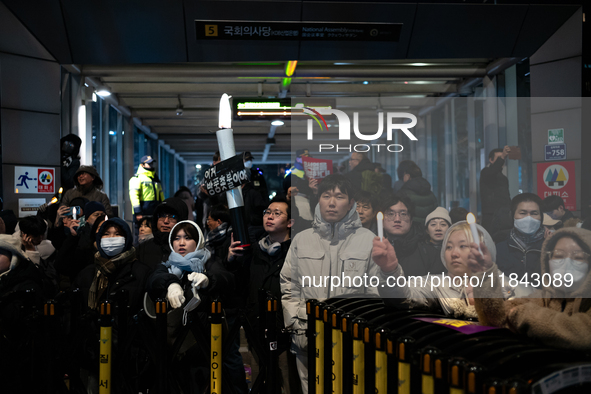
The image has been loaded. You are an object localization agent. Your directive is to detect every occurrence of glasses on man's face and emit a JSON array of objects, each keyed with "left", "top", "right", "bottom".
[
  {"left": 547, "top": 249, "right": 590, "bottom": 262},
  {"left": 263, "top": 209, "right": 285, "bottom": 218},
  {"left": 385, "top": 210, "right": 410, "bottom": 221},
  {"left": 158, "top": 213, "right": 178, "bottom": 221}
]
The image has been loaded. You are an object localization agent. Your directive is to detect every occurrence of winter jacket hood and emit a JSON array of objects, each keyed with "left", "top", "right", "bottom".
[
  {"left": 96, "top": 217, "right": 133, "bottom": 259},
  {"left": 168, "top": 220, "right": 205, "bottom": 251},
  {"left": 402, "top": 176, "right": 434, "bottom": 196},
  {"left": 440, "top": 221, "right": 497, "bottom": 272},
  {"left": 74, "top": 165, "right": 104, "bottom": 190},
  {"left": 0, "top": 234, "right": 28, "bottom": 273},
  {"left": 539, "top": 227, "right": 591, "bottom": 299},
  {"left": 312, "top": 200, "right": 362, "bottom": 242}
]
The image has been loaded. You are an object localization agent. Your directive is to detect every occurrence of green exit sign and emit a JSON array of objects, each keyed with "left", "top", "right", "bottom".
[{"left": 548, "top": 128, "right": 564, "bottom": 144}]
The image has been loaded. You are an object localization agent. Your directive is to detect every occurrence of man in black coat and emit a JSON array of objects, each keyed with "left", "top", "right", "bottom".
[
  {"left": 228, "top": 197, "right": 300, "bottom": 393},
  {"left": 137, "top": 197, "right": 189, "bottom": 271},
  {"left": 397, "top": 161, "right": 438, "bottom": 224},
  {"left": 381, "top": 194, "right": 444, "bottom": 278},
  {"left": 480, "top": 146, "right": 512, "bottom": 232}
]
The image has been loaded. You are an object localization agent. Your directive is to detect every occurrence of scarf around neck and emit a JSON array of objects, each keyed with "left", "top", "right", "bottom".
[
  {"left": 164, "top": 248, "right": 211, "bottom": 278},
  {"left": 89, "top": 248, "right": 136, "bottom": 310},
  {"left": 206, "top": 222, "right": 230, "bottom": 246},
  {"left": 259, "top": 235, "right": 282, "bottom": 256}
]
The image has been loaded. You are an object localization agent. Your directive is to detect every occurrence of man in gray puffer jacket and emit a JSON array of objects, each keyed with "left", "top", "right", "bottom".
[{"left": 280, "top": 174, "right": 380, "bottom": 394}]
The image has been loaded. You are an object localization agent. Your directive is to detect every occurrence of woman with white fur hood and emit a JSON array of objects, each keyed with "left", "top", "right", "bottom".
[
  {"left": 146, "top": 220, "right": 234, "bottom": 325},
  {"left": 374, "top": 221, "right": 518, "bottom": 319}
]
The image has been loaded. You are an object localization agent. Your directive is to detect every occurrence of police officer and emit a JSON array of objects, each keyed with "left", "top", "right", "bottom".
[{"left": 129, "top": 155, "right": 165, "bottom": 242}]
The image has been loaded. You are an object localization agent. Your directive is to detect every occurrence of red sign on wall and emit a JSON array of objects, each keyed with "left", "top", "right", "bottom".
[
  {"left": 37, "top": 168, "right": 55, "bottom": 194},
  {"left": 537, "top": 161, "right": 576, "bottom": 211}
]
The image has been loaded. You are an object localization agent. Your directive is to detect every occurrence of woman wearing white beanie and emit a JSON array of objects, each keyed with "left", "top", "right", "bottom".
[{"left": 424, "top": 207, "right": 452, "bottom": 251}]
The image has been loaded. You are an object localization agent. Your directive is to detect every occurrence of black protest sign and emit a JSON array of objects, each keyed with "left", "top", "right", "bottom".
[{"left": 203, "top": 154, "right": 250, "bottom": 196}]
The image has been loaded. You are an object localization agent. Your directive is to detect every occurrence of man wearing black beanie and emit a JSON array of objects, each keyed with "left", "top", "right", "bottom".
[{"left": 137, "top": 197, "right": 189, "bottom": 271}]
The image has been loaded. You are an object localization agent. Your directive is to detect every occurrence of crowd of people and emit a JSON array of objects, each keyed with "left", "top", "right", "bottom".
[{"left": 1, "top": 142, "right": 590, "bottom": 393}]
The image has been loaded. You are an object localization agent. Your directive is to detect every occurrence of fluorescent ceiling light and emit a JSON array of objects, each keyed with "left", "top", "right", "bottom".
[
  {"left": 271, "top": 120, "right": 284, "bottom": 126},
  {"left": 96, "top": 88, "right": 111, "bottom": 97}
]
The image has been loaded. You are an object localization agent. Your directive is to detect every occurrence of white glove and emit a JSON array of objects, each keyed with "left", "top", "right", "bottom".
[
  {"left": 187, "top": 272, "right": 209, "bottom": 290},
  {"left": 167, "top": 283, "right": 185, "bottom": 309}
]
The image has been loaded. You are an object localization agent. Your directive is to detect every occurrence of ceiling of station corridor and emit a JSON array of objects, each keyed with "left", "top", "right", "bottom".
[
  {"left": 80, "top": 58, "right": 498, "bottom": 163},
  {"left": 1, "top": 0, "right": 580, "bottom": 163}
]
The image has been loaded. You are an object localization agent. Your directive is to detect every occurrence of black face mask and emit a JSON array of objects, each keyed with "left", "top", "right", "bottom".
[{"left": 61, "top": 141, "right": 76, "bottom": 160}]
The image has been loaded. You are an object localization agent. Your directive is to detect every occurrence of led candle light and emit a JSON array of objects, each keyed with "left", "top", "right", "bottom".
[
  {"left": 73, "top": 207, "right": 77, "bottom": 221},
  {"left": 217, "top": 93, "right": 251, "bottom": 247},
  {"left": 466, "top": 213, "right": 482, "bottom": 255},
  {"left": 58, "top": 187, "right": 63, "bottom": 203},
  {"left": 377, "top": 212, "right": 384, "bottom": 241}
]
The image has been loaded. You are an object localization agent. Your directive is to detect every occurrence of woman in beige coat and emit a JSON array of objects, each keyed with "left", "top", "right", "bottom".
[{"left": 469, "top": 227, "right": 591, "bottom": 350}]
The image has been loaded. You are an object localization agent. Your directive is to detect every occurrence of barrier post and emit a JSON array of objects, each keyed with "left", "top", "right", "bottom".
[
  {"left": 341, "top": 312, "right": 355, "bottom": 394},
  {"left": 351, "top": 318, "right": 366, "bottom": 394},
  {"left": 265, "top": 294, "right": 279, "bottom": 393},
  {"left": 314, "top": 302, "right": 327, "bottom": 394},
  {"left": 386, "top": 334, "right": 396, "bottom": 394},
  {"left": 322, "top": 305, "right": 334, "bottom": 394},
  {"left": 464, "top": 363, "right": 484, "bottom": 394},
  {"left": 421, "top": 347, "right": 441, "bottom": 394},
  {"left": 306, "top": 299, "right": 318, "bottom": 394},
  {"left": 374, "top": 328, "right": 389, "bottom": 394},
  {"left": 155, "top": 298, "right": 168, "bottom": 393},
  {"left": 448, "top": 357, "right": 467, "bottom": 394},
  {"left": 210, "top": 300, "right": 223, "bottom": 394},
  {"left": 362, "top": 324, "right": 375, "bottom": 393},
  {"left": 397, "top": 337, "right": 415, "bottom": 394},
  {"left": 43, "top": 299, "right": 57, "bottom": 393},
  {"left": 99, "top": 301, "right": 113, "bottom": 394},
  {"left": 331, "top": 309, "right": 344, "bottom": 394}
]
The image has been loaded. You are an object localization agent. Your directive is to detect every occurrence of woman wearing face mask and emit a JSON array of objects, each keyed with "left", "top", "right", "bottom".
[
  {"left": 495, "top": 193, "right": 545, "bottom": 279},
  {"left": 73, "top": 217, "right": 150, "bottom": 311},
  {"left": 469, "top": 227, "right": 591, "bottom": 350},
  {"left": 374, "top": 221, "right": 515, "bottom": 319}
]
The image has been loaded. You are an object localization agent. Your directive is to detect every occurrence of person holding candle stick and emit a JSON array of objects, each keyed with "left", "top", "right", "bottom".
[{"left": 373, "top": 221, "right": 515, "bottom": 318}]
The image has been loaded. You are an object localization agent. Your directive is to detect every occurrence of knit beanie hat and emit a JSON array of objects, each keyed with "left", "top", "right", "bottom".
[{"left": 425, "top": 207, "right": 452, "bottom": 226}]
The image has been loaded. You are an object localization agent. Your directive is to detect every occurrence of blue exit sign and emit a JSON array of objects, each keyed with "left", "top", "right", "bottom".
[{"left": 545, "top": 143, "right": 566, "bottom": 161}]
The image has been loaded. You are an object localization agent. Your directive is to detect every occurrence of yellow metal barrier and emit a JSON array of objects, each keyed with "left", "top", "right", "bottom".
[
  {"left": 315, "top": 303, "right": 325, "bottom": 394},
  {"left": 374, "top": 328, "right": 389, "bottom": 394},
  {"left": 211, "top": 300, "right": 223, "bottom": 394},
  {"left": 331, "top": 310, "right": 343, "bottom": 394},
  {"left": 99, "top": 301, "right": 112, "bottom": 394},
  {"left": 398, "top": 337, "right": 415, "bottom": 394},
  {"left": 352, "top": 319, "right": 365, "bottom": 394}
]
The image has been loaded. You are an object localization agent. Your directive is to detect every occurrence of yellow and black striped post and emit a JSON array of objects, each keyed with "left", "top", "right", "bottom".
[
  {"left": 265, "top": 294, "right": 279, "bottom": 392},
  {"left": 331, "top": 309, "right": 344, "bottom": 394},
  {"left": 99, "top": 301, "right": 113, "bottom": 394},
  {"left": 362, "top": 323, "right": 375, "bottom": 392},
  {"left": 322, "top": 304, "right": 334, "bottom": 394},
  {"left": 351, "top": 318, "right": 366, "bottom": 394},
  {"left": 210, "top": 300, "right": 223, "bottom": 394},
  {"left": 307, "top": 299, "right": 318, "bottom": 394},
  {"left": 374, "top": 328, "right": 389, "bottom": 394},
  {"left": 421, "top": 347, "right": 441, "bottom": 394},
  {"left": 397, "top": 337, "right": 415, "bottom": 394},
  {"left": 448, "top": 358, "right": 467, "bottom": 394},
  {"left": 340, "top": 312, "right": 355, "bottom": 394},
  {"left": 155, "top": 298, "right": 168, "bottom": 393},
  {"left": 314, "top": 301, "right": 326, "bottom": 394},
  {"left": 464, "top": 363, "right": 484, "bottom": 394},
  {"left": 483, "top": 378, "right": 503, "bottom": 394}
]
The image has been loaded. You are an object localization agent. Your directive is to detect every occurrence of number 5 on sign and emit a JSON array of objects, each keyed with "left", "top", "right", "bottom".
[{"left": 205, "top": 25, "right": 218, "bottom": 36}]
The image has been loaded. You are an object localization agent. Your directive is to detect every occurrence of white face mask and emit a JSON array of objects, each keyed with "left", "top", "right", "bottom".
[
  {"left": 549, "top": 258, "right": 589, "bottom": 292},
  {"left": 101, "top": 237, "right": 126, "bottom": 257},
  {"left": 514, "top": 216, "right": 541, "bottom": 235},
  {"left": 244, "top": 160, "right": 253, "bottom": 169}
]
